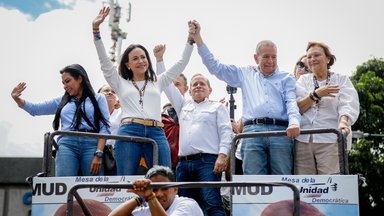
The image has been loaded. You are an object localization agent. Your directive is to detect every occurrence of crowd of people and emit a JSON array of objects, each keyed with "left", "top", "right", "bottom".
[{"left": 11, "top": 6, "right": 360, "bottom": 216}]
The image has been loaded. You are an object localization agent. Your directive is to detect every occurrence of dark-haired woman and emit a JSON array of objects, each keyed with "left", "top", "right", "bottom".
[
  {"left": 92, "top": 7, "right": 194, "bottom": 175},
  {"left": 11, "top": 64, "right": 110, "bottom": 176}
]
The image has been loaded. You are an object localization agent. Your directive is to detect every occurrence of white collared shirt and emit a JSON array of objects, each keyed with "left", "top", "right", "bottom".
[
  {"left": 132, "top": 195, "right": 203, "bottom": 216},
  {"left": 164, "top": 83, "right": 232, "bottom": 156}
]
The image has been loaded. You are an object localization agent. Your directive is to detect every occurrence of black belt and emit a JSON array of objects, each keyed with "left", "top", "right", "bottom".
[
  {"left": 178, "top": 153, "right": 218, "bottom": 162},
  {"left": 244, "top": 118, "right": 288, "bottom": 127},
  {"left": 75, "top": 129, "right": 98, "bottom": 133}
]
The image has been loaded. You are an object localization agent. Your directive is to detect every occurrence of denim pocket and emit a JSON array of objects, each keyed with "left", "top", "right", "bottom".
[{"left": 201, "top": 155, "right": 217, "bottom": 164}]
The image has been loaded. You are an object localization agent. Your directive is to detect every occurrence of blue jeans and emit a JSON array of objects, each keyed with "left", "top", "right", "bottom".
[
  {"left": 176, "top": 155, "right": 225, "bottom": 216},
  {"left": 56, "top": 136, "right": 103, "bottom": 176},
  {"left": 115, "top": 122, "right": 171, "bottom": 175},
  {"left": 240, "top": 124, "right": 293, "bottom": 175}
]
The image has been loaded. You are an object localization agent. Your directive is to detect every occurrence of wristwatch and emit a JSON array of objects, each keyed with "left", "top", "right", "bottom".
[{"left": 94, "top": 149, "right": 103, "bottom": 158}]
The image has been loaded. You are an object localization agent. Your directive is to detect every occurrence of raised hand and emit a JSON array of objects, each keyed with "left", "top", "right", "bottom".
[
  {"left": 11, "top": 82, "right": 27, "bottom": 99},
  {"left": 92, "top": 7, "right": 110, "bottom": 29},
  {"left": 153, "top": 44, "right": 166, "bottom": 62},
  {"left": 188, "top": 20, "right": 203, "bottom": 45},
  {"left": 11, "top": 82, "right": 27, "bottom": 107}
]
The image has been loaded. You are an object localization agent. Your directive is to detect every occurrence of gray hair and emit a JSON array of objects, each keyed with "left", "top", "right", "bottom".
[
  {"left": 190, "top": 73, "right": 211, "bottom": 88},
  {"left": 255, "top": 40, "right": 277, "bottom": 55},
  {"left": 145, "top": 165, "right": 175, "bottom": 181}
]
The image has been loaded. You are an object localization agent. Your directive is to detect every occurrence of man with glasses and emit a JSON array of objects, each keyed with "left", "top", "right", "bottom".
[{"left": 189, "top": 20, "right": 301, "bottom": 176}]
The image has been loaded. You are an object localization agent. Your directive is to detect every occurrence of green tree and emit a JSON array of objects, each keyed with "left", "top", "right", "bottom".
[{"left": 349, "top": 57, "right": 384, "bottom": 215}]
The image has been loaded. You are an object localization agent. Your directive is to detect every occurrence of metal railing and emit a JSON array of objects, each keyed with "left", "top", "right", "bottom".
[
  {"left": 230, "top": 128, "right": 348, "bottom": 176},
  {"left": 42, "top": 130, "right": 159, "bottom": 176},
  {"left": 65, "top": 181, "right": 301, "bottom": 216}
]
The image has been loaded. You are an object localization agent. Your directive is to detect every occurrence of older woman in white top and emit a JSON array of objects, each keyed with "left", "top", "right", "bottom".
[
  {"left": 92, "top": 7, "right": 195, "bottom": 175},
  {"left": 295, "top": 41, "right": 359, "bottom": 175},
  {"left": 98, "top": 84, "right": 122, "bottom": 148}
]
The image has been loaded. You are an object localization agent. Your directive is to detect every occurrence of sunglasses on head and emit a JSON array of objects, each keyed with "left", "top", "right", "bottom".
[{"left": 296, "top": 61, "right": 306, "bottom": 70}]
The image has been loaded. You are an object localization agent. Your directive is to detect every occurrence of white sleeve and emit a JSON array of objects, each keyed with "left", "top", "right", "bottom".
[
  {"left": 337, "top": 75, "right": 360, "bottom": 125},
  {"left": 164, "top": 83, "right": 185, "bottom": 116},
  {"left": 156, "top": 61, "right": 166, "bottom": 75},
  {"left": 94, "top": 39, "right": 121, "bottom": 92},
  {"left": 158, "top": 43, "right": 193, "bottom": 91},
  {"left": 169, "top": 198, "right": 204, "bottom": 216},
  {"left": 216, "top": 103, "right": 233, "bottom": 155},
  {"left": 132, "top": 206, "right": 150, "bottom": 216}
]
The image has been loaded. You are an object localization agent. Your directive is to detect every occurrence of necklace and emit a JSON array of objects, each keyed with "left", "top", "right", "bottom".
[
  {"left": 313, "top": 71, "right": 331, "bottom": 90},
  {"left": 312, "top": 71, "right": 331, "bottom": 104},
  {"left": 132, "top": 79, "right": 148, "bottom": 109}
]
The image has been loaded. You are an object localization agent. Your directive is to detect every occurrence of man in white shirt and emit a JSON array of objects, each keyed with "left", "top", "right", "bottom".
[
  {"left": 161, "top": 74, "right": 189, "bottom": 172},
  {"left": 108, "top": 165, "right": 203, "bottom": 216},
  {"left": 164, "top": 73, "right": 232, "bottom": 216}
]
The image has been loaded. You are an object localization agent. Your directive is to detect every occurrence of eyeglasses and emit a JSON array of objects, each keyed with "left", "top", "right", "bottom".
[{"left": 296, "top": 61, "right": 306, "bottom": 70}]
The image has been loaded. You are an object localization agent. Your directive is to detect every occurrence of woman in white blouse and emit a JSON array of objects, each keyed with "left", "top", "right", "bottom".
[
  {"left": 92, "top": 7, "right": 195, "bottom": 175},
  {"left": 295, "top": 41, "right": 359, "bottom": 175}
]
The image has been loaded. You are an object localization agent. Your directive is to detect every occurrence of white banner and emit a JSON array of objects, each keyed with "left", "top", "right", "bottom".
[
  {"left": 32, "top": 175, "right": 359, "bottom": 216},
  {"left": 32, "top": 176, "right": 141, "bottom": 216},
  {"left": 232, "top": 175, "right": 359, "bottom": 216}
]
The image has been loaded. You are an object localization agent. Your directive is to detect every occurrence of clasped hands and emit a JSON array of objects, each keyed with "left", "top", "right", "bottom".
[{"left": 129, "top": 179, "right": 154, "bottom": 198}]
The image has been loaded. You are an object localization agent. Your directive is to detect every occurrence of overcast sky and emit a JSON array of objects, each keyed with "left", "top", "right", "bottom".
[{"left": 1, "top": 0, "right": 383, "bottom": 157}]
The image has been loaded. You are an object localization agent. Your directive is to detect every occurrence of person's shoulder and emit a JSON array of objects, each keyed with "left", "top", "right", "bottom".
[
  {"left": 277, "top": 70, "right": 296, "bottom": 82},
  {"left": 131, "top": 205, "right": 150, "bottom": 215},
  {"left": 276, "top": 69, "right": 293, "bottom": 77},
  {"left": 176, "top": 196, "right": 203, "bottom": 214},
  {"left": 169, "top": 196, "right": 203, "bottom": 215},
  {"left": 49, "top": 95, "right": 64, "bottom": 105},
  {"left": 95, "top": 93, "right": 104, "bottom": 98},
  {"left": 208, "top": 99, "right": 221, "bottom": 105},
  {"left": 53, "top": 95, "right": 63, "bottom": 101},
  {"left": 183, "top": 98, "right": 195, "bottom": 106},
  {"left": 277, "top": 68, "right": 290, "bottom": 74},
  {"left": 330, "top": 71, "right": 347, "bottom": 79},
  {"left": 175, "top": 196, "right": 201, "bottom": 206},
  {"left": 242, "top": 65, "right": 257, "bottom": 73},
  {"left": 330, "top": 71, "right": 350, "bottom": 84},
  {"left": 94, "top": 93, "right": 108, "bottom": 101},
  {"left": 207, "top": 100, "right": 225, "bottom": 109}
]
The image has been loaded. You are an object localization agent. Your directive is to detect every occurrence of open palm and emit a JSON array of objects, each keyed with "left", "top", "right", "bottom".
[
  {"left": 92, "top": 7, "right": 110, "bottom": 29},
  {"left": 11, "top": 82, "right": 27, "bottom": 99}
]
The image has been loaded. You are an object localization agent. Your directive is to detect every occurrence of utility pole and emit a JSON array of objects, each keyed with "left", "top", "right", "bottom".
[{"left": 107, "top": 0, "right": 131, "bottom": 64}]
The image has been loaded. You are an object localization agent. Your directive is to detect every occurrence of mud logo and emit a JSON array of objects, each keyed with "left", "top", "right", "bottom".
[{"left": 32, "top": 183, "right": 67, "bottom": 196}]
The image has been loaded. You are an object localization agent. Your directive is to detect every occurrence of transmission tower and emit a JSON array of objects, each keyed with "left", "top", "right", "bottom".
[{"left": 107, "top": 0, "right": 131, "bottom": 64}]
